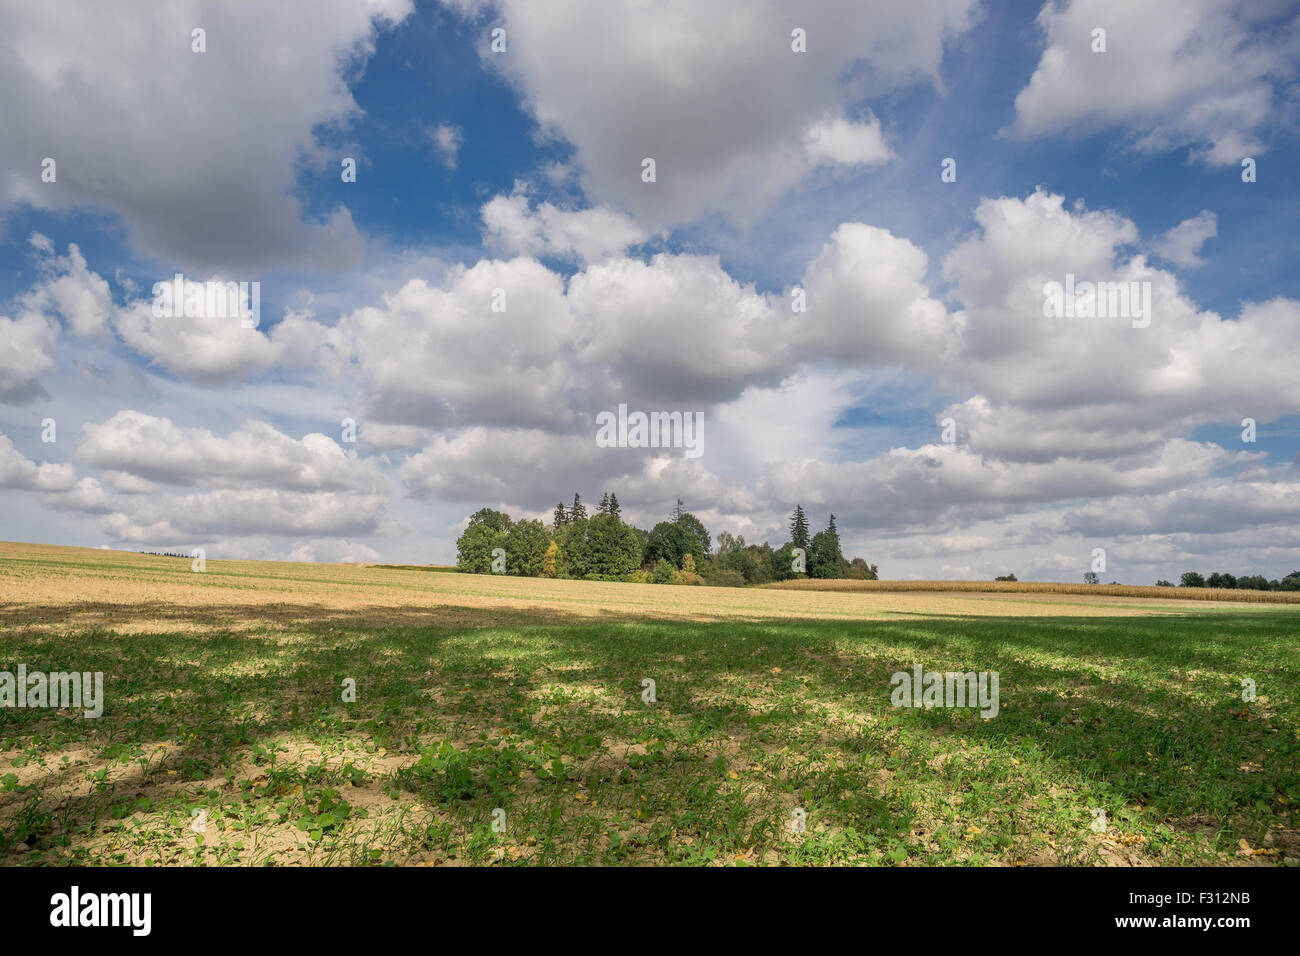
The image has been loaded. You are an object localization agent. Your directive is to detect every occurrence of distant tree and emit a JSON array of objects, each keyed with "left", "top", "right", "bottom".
[
  {"left": 643, "top": 520, "right": 696, "bottom": 569},
  {"left": 628, "top": 522, "right": 649, "bottom": 556},
  {"left": 1157, "top": 571, "right": 1293, "bottom": 590},
  {"left": 1083, "top": 571, "right": 1100, "bottom": 585},
  {"left": 808, "top": 529, "right": 844, "bottom": 578},
  {"left": 718, "top": 543, "right": 757, "bottom": 582},
  {"left": 789, "top": 505, "right": 810, "bottom": 552},
  {"left": 455, "top": 496, "right": 888, "bottom": 585},
  {"left": 809, "top": 515, "right": 844, "bottom": 578},
  {"left": 456, "top": 508, "right": 512, "bottom": 573},
  {"left": 555, "top": 517, "right": 592, "bottom": 578},
  {"left": 845, "top": 557, "right": 878, "bottom": 580},
  {"left": 994, "top": 573, "right": 1018, "bottom": 582},
  {"left": 773, "top": 541, "right": 805, "bottom": 581},
  {"left": 715, "top": 531, "right": 744, "bottom": 556},
  {"left": 585, "top": 512, "right": 642, "bottom": 578},
  {"left": 674, "top": 509, "right": 711, "bottom": 556},
  {"left": 673, "top": 552, "right": 704, "bottom": 585},
  {"left": 1155, "top": 579, "right": 1174, "bottom": 587},
  {"left": 504, "top": 519, "right": 550, "bottom": 576}
]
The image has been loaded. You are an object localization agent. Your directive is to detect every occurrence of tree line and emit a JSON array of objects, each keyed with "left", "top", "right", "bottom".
[
  {"left": 1157, "top": 570, "right": 1300, "bottom": 591},
  {"left": 455, "top": 495, "right": 878, "bottom": 586}
]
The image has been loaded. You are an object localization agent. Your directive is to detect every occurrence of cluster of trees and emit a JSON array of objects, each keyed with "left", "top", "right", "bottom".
[
  {"left": 1156, "top": 571, "right": 1300, "bottom": 591},
  {"left": 455, "top": 495, "right": 878, "bottom": 586}
]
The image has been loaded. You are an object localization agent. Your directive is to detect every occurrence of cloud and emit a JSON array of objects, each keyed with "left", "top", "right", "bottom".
[
  {"left": 450, "top": 0, "right": 977, "bottom": 227},
  {"left": 47, "top": 476, "right": 114, "bottom": 513},
  {"left": 16, "top": 414, "right": 396, "bottom": 550},
  {"left": 21, "top": 237, "right": 114, "bottom": 337},
  {"left": 77, "top": 411, "right": 388, "bottom": 492},
  {"left": 101, "top": 470, "right": 157, "bottom": 494},
  {"left": 795, "top": 222, "right": 953, "bottom": 368},
  {"left": 938, "top": 192, "right": 1300, "bottom": 454},
  {"left": 0, "top": 235, "right": 115, "bottom": 404},
  {"left": 569, "top": 253, "right": 787, "bottom": 406},
  {"left": 357, "top": 423, "right": 435, "bottom": 452},
  {"left": 113, "top": 296, "right": 285, "bottom": 384},
  {"left": 0, "top": 0, "right": 413, "bottom": 272},
  {"left": 430, "top": 124, "right": 463, "bottom": 169},
  {"left": 4, "top": 240, "right": 321, "bottom": 395},
  {"left": 1151, "top": 210, "right": 1217, "bottom": 268},
  {"left": 97, "top": 488, "right": 390, "bottom": 541},
  {"left": 0, "top": 309, "right": 58, "bottom": 404},
  {"left": 1064, "top": 478, "right": 1300, "bottom": 537},
  {"left": 0, "top": 434, "right": 77, "bottom": 491},
  {"left": 287, "top": 538, "right": 381, "bottom": 563},
  {"left": 481, "top": 186, "right": 649, "bottom": 263},
  {"left": 319, "top": 256, "right": 579, "bottom": 429},
  {"left": 888, "top": 535, "right": 995, "bottom": 559},
  {"left": 400, "top": 428, "right": 614, "bottom": 503},
  {"left": 398, "top": 424, "right": 757, "bottom": 533},
  {"left": 756, "top": 438, "right": 1235, "bottom": 532},
  {"left": 124, "top": 217, "right": 955, "bottom": 429},
  {"left": 1010, "top": 0, "right": 1298, "bottom": 164},
  {"left": 937, "top": 396, "right": 1174, "bottom": 462},
  {"left": 802, "top": 112, "right": 893, "bottom": 167}
]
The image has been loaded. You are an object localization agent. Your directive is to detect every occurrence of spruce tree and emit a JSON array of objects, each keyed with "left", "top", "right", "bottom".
[
  {"left": 827, "top": 513, "right": 838, "bottom": 538},
  {"left": 790, "top": 505, "right": 810, "bottom": 551},
  {"left": 570, "top": 492, "right": 587, "bottom": 522},
  {"left": 553, "top": 503, "right": 567, "bottom": 529},
  {"left": 599, "top": 492, "right": 611, "bottom": 514},
  {"left": 608, "top": 493, "right": 621, "bottom": 518}
]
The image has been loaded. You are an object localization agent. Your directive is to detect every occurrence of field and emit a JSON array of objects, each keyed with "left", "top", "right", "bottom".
[
  {"left": 1, "top": 540, "right": 1297, "bottom": 866},
  {"left": 767, "top": 578, "right": 1300, "bottom": 603}
]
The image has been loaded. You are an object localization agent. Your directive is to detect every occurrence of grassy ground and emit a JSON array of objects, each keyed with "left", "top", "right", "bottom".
[{"left": 1, "top": 542, "right": 1297, "bottom": 866}]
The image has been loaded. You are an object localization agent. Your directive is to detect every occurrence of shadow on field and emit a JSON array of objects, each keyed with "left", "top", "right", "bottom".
[
  {"left": 2, "top": 604, "right": 1297, "bottom": 862},
  {"left": 0, "top": 600, "right": 558, "bottom": 632}
]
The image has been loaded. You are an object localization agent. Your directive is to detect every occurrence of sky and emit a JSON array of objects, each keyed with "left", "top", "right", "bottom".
[{"left": 1, "top": 0, "right": 1299, "bottom": 582}]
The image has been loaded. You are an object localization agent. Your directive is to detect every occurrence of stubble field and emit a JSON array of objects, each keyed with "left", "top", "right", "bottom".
[{"left": 1, "top": 540, "right": 1296, "bottom": 866}]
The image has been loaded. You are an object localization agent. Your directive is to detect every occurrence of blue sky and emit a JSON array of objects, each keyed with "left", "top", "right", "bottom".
[{"left": 2, "top": 0, "right": 1299, "bottom": 581}]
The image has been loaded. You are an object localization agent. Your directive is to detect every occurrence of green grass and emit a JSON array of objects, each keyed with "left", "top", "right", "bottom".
[{"left": 2, "top": 609, "right": 1297, "bottom": 866}]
